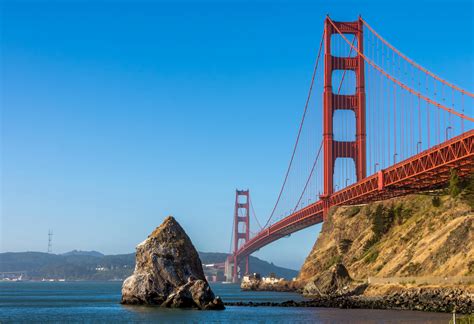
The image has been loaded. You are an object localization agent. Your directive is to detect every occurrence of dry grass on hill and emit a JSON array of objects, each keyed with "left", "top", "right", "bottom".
[{"left": 298, "top": 186, "right": 473, "bottom": 284}]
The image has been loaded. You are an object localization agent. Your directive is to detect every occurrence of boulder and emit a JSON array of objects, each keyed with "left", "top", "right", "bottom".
[
  {"left": 162, "top": 278, "right": 224, "bottom": 310},
  {"left": 303, "top": 263, "right": 356, "bottom": 296},
  {"left": 121, "top": 216, "right": 224, "bottom": 310}
]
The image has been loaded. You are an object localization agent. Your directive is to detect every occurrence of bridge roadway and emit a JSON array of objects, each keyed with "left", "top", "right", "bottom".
[{"left": 235, "top": 130, "right": 474, "bottom": 263}]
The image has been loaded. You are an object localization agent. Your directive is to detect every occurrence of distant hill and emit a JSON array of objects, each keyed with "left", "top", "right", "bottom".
[
  {"left": 61, "top": 250, "right": 104, "bottom": 257},
  {"left": 0, "top": 251, "right": 298, "bottom": 281}
]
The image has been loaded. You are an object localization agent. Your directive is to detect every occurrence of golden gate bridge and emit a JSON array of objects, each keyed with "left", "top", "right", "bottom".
[{"left": 225, "top": 16, "right": 473, "bottom": 282}]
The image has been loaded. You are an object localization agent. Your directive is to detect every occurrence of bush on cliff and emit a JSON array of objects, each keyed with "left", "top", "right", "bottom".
[
  {"left": 364, "top": 204, "right": 398, "bottom": 251},
  {"left": 371, "top": 204, "right": 386, "bottom": 239},
  {"left": 460, "top": 170, "right": 474, "bottom": 208},
  {"left": 363, "top": 250, "right": 378, "bottom": 264},
  {"left": 431, "top": 196, "right": 441, "bottom": 207},
  {"left": 338, "top": 239, "right": 353, "bottom": 254},
  {"left": 346, "top": 206, "right": 361, "bottom": 218},
  {"left": 449, "top": 168, "right": 462, "bottom": 198}
]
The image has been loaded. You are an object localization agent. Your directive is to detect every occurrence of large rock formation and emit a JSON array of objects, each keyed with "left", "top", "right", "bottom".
[{"left": 121, "top": 216, "right": 224, "bottom": 310}]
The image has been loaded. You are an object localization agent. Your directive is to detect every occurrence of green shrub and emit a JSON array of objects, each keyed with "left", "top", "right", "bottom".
[
  {"left": 431, "top": 196, "right": 441, "bottom": 207},
  {"left": 346, "top": 206, "right": 360, "bottom": 217},
  {"left": 468, "top": 260, "right": 474, "bottom": 275},
  {"left": 394, "top": 203, "right": 404, "bottom": 224},
  {"left": 374, "top": 204, "right": 395, "bottom": 237},
  {"left": 363, "top": 236, "right": 378, "bottom": 252},
  {"left": 460, "top": 170, "right": 474, "bottom": 209},
  {"left": 364, "top": 250, "right": 379, "bottom": 264},
  {"left": 338, "top": 239, "right": 353, "bottom": 254},
  {"left": 371, "top": 204, "right": 386, "bottom": 238},
  {"left": 364, "top": 203, "right": 398, "bottom": 250},
  {"left": 449, "top": 168, "right": 462, "bottom": 198}
]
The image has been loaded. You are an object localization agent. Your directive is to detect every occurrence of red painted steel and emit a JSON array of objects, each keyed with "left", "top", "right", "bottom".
[
  {"left": 232, "top": 189, "right": 250, "bottom": 281},
  {"left": 234, "top": 131, "right": 474, "bottom": 265},
  {"left": 322, "top": 18, "right": 366, "bottom": 217},
  {"left": 230, "top": 16, "right": 474, "bottom": 272},
  {"left": 328, "top": 18, "right": 474, "bottom": 122}
]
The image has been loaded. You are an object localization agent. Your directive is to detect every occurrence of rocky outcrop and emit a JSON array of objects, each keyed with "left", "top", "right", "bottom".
[
  {"left": 121, "top": 216, "right": 224, "bottom": 310},
  {"left": 161, "top": 277, "right": 224, "bottom": 310},
  {"left": 303, "top": 263, "right": 367, "bottom": 297},
  {"left": 303, "top": 263, "right": 351, "bottom": 295}
]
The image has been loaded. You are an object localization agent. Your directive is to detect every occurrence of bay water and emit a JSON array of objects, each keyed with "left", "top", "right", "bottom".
[{"left": 0, "top": 281, "right": 452, "bottom": 323}]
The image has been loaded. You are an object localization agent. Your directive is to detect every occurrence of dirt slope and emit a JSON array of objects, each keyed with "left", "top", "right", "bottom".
[{"left": 298, "top": 191, "right": 473, "bottom": 283}]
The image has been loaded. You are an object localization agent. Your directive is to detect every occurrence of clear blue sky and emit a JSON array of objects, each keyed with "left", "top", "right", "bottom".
[{"left": 1, "top": 0, "right": 472, "bottom": 270}]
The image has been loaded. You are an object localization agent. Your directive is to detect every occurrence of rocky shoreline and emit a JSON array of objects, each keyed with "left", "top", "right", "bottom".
[
  {"left": 238, "top": 263, "right": 473, "bottom": 314},
  {"left": 226, "top": 287, "right": 473, "bottom": 314}
]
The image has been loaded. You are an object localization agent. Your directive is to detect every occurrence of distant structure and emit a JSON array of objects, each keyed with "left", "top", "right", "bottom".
[{"left": 47, "top": 229, "right": 53, "bottom": 253}]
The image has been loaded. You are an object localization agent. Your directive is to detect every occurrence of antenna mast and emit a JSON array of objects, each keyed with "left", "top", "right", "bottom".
[{"left": 47, "top": 229, "right": 53, "bottom": 253}]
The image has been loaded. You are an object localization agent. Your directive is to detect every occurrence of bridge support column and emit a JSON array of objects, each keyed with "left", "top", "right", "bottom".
[
  {"left": 377, "top": 171, "right": 384, "bottom": 191},
  {"left": 224, "top": 256, "right": 233, "bottom": 282},
  {"left": 322, "top": 17, "right": 367, "bottom": 214},
  {"left": 231, "top": 189, "right": 250, "bottom": 282}
]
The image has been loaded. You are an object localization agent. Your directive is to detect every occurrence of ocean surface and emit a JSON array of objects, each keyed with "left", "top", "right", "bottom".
[{"left": 0, "top": 281, "right": 452, "bottom": 323}]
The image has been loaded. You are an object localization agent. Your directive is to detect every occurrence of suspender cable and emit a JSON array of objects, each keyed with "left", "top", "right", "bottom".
[
  {"left": 361, "top": 18, "right": 474, "bottom": 98},
  {"left": 328, "top": 18, "right": 474, "bottom": 122},
  {"left": 293, "top": 140, "right": 323, "bottom": 212},
  {"left": 263, "top": 30, "right": 324, "bottom": 229},
  {"left": 249, "top": 197, "right": 263, "bottom": 230}
]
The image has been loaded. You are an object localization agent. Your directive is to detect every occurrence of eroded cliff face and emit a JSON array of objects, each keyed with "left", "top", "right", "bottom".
[{"left": 299, "top": 193, "right": 473, "bottom": 285}]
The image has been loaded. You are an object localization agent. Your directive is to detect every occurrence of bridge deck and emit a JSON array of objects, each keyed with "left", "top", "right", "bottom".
[{"left": 235, "top": 130, "right": 473, "bottom": 261}]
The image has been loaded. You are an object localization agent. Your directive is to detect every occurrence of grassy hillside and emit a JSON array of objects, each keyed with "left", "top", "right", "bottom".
[{"left": 299, "top": 177, "right": 473, "bottom": 283}]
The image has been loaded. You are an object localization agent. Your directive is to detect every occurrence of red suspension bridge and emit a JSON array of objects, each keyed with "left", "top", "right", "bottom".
[{"left": 225, "top": 16, "right": 474, "bottom": 282}]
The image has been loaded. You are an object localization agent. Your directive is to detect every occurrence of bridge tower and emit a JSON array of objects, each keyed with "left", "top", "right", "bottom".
[
  {"left": 322, "top": 17, "right": 366, "bottom": 217},
  {"left": 231, "top": 189, "right": 250, "bottom": 282}
]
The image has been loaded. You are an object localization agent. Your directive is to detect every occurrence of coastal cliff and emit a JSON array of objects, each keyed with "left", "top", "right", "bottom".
[
  {"left": 299, "top": 193, "right": 473, "bottom": 283},
  {"left": 297, "top": 176, "right": 473, "bottom": 313}
]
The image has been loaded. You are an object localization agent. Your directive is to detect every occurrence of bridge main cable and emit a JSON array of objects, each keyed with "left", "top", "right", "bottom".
[
  {"left": 327, "top": 17, "right": 474, "bottom": 122},
  {"left": 361, "top": 17, "right": 474, "bottom": 98},
  {"left": 262, "top": 30, "right": 325, "bottom": 229}
]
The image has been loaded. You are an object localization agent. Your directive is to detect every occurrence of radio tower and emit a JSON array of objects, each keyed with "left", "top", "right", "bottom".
[{"left": 47, "top": 229, "right": 53, "bottom": 253}]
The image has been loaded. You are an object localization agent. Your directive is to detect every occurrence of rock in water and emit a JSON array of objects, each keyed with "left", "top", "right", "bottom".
[{"left": 121, "top": 216, "right": 224, "bottom": 310}]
